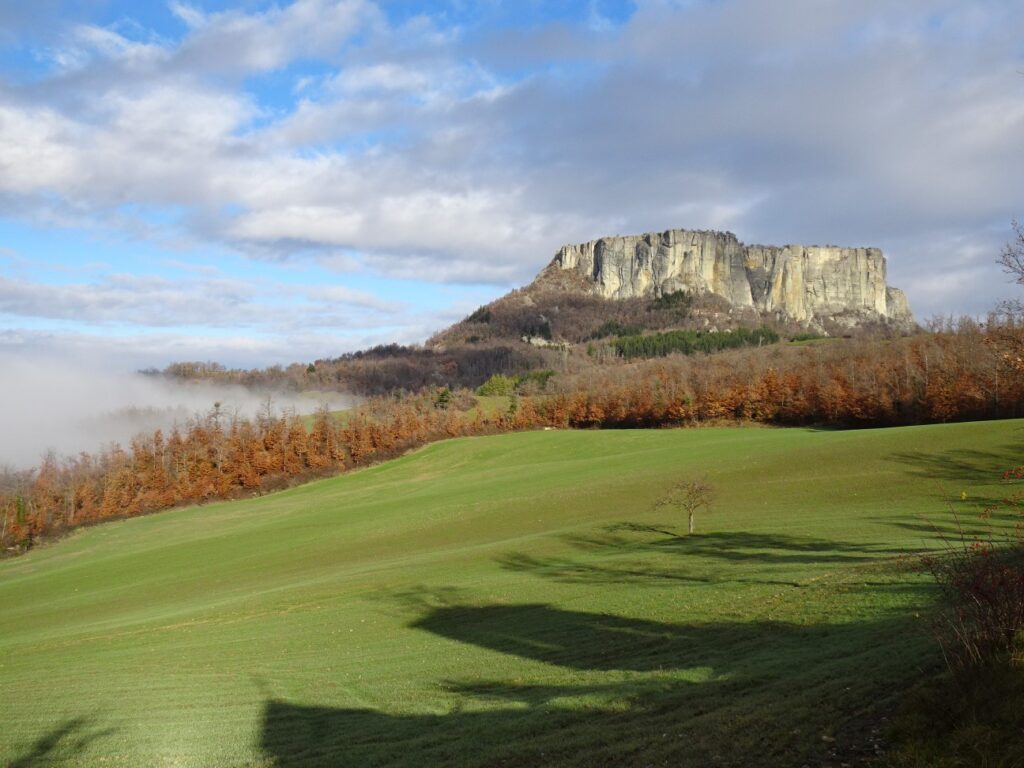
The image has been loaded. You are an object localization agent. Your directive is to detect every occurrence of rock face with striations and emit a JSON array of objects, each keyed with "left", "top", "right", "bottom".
[{"left": 540, "top": 228, "right": 913, "bottom": 328}]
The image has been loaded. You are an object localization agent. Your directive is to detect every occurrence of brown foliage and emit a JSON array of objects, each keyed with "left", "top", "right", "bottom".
[
  {"left": 4, "top": 325, "right": 1024, "bottom": 555},
  {"left": 924, "top": 527, "right": 1024, "bottom": 672}
]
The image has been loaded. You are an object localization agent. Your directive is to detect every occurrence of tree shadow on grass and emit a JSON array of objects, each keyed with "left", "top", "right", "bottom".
[
  {"left": 410, "top": 603, "right": 822, "bottom": 672},
  {"left": 639, "top": 530, "right": 902, "bottom": 563},
  {"left": 260, "top": 695, "right": 674, "bottom": 768},
  {"left": 888, "top": 443, "right": 1024, "bottom": 484},
  {"left": 260, "top": 604, "right": 935, "bottom": 768},
  {"left": 871, "top": 502, "right": 1024, "bottom": 546},
  {"left": 875, "top": 516, "right": 1001, "bottom": 541},
  {"left": 498, "top": 550, "right": 726, "bottom": 586},
  {"left": 368, "top": 584, "right": 472, "bottom": 618},
  {"left": 7, "top": 717, "right": 114, "bottom": 768},
  {"left": 497, "top": 528, "right": 901, "bottom": 588},
  {"left": 566, "top": 528, "right": 904, "bottom": 564}
]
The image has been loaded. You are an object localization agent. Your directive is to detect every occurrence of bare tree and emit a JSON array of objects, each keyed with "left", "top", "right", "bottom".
[
  {"left": 989, "top": 220, "right": 1024, "bottom": 373},
  {"left": 656, "top": 477, "right": 714, "bottom": 535},
  {"left": 998, "top": 219, "right": 1024, "bottom": 285}
]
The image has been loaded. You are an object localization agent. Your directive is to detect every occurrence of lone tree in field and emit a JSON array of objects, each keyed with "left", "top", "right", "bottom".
[{"left": 656, "top": 478, "right": 713, "bottom": 535}]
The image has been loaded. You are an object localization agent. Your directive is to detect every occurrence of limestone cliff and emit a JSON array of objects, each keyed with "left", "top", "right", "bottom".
[{"left": 536, "top": 229, "right": 913, "bottom": 328}]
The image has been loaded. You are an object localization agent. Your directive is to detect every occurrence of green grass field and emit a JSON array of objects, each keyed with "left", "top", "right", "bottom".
[{"left": 2, "top": 420, "right": 1022, "bottom": 767}]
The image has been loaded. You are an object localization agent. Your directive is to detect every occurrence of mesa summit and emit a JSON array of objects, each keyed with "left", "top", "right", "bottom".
[{"left": 533, "top": 228, "right": 914, "bottom": 329}]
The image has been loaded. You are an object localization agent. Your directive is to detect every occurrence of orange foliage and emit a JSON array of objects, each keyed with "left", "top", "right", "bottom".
[{"left": 3, "top": 328, "right": 1024, "bottom": 554}]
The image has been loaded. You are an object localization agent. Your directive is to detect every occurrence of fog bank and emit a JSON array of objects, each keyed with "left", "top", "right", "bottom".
[{"left": 0, "top": 359, "right": 356, "bottom": 470}]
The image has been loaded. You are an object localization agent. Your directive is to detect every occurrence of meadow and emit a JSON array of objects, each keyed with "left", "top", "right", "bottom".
[{"left": 2, "top": 420, "right": 1021, "bottom": 767}]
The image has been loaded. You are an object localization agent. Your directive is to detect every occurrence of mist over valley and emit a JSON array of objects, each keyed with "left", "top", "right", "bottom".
[{"left": 0, "top": 358, "right": 354, "bottom": 469}]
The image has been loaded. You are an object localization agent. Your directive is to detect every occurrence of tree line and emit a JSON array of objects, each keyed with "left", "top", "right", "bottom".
[
  {"left": 156, "top": 342, "right": 550, "bottom": 396},
  {"left": 610, "top": 326, "right": 779, "bottom": 359},
  {"left": 3, "top": 320, "right": 1022, "bottom": 554}
]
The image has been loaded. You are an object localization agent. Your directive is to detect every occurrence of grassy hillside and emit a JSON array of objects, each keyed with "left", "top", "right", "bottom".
[{"left": 1, "top": 421, "right": 1021, "bottom": 767}]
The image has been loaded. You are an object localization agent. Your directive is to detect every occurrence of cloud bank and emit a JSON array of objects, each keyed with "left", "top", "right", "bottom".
[
  {"left": 0, "top": 358, "right": 355, "bottom": 469},
  {"left": 0, "top": 0, "right": 1022, "bottom": 365}
]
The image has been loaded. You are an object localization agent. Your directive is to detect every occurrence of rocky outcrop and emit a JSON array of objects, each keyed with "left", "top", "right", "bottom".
[{"left": 539, "top": 229, "right": 913, "bottom": 328}]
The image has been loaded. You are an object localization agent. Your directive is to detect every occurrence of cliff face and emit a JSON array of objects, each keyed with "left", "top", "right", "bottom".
[{"left": 543, "top": 229, "right": 913, "bottom": 327}]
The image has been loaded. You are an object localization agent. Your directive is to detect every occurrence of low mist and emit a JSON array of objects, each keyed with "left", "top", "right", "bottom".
[{"left": 0, "top": 359, "right": 357, "bottom": 470}]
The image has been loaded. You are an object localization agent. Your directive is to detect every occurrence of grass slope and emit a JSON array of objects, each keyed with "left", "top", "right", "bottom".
[{"left": 1, "top": 421, "right": 1022, "bottom": 767}]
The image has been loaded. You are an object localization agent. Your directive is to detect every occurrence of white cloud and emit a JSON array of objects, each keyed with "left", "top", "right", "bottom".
[
  {"left": 0, "top": 105, "right": 82, "bottom": 193},
  {"left": 169, "top": 0, "right": 378, "bottom": 75},
  {"left": 0, "top": 271, "right": 405, "bottom": 332},
  {"left": 300, "top": 284, "right": 403, "bottom": 312},
  {"left": 0, "top": 320, "right": 443, "bottom": 373},
  {"left": 168, "top": 2, "right": 206, "bottom": 30},
  {"left": 331, "top": 63, "right": 432, "bottom": 94},
  {"left": 0, "top": 0, "right": 1021, "bottom": 321},
  {"left": 64, "top": 24, "right": 164, "bottom": 69}
]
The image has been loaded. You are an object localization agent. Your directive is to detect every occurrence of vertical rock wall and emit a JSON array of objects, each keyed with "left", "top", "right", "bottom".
[{"left": 548, "top": 229, "right": 913, "bottom": 326}]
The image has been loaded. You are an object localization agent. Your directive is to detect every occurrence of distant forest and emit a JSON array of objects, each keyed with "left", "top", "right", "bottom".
[
  {"left": 4, "top": 319, "right": 1023, "bottom": 554},
  {"left": 150, "top": 343, "right": 551, "bottom": 396},
  {"left": 146, "top": 285, "right": 910, "bottom": 397}
]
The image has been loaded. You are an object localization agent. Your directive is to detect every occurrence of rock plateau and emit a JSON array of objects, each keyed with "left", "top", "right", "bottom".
[{"left": 535, "top": 228, "right": 913, "bottom": 328}]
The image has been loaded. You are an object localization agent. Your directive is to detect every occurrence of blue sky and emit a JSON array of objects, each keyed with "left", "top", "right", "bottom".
[{"left": 1, "top": 0, "right": 1022, "bottom": 368}]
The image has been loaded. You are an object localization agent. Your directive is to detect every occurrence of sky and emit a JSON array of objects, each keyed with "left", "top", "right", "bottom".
[{"left": 1, "top": 0, "right": 1023, "bottom": 370}]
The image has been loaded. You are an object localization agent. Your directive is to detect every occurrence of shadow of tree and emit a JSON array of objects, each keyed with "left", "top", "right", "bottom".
[
  {"left": 7, "top": 717, "right": 113, "bottom": 768},
  {"left": 368, "top": 584, "right": 471, "bottom": 618},
  {"left": 497, "top": 528, "right": 901, "bottom": 588},
  {"left": 261, "top": 697, "right": 640, "bottom": 768},
  {"left": 875, "top": 516, "right": 1000, "bottom": 541},
  {"left": 607, "top": 521, "right": 677, "bottom": 537},
  {"left": 260, "top": 605, "right": 933, "bottom": 768},
  {"left": 498, "top": 550, "right": 723, "bottom": 586},
  {"left": 869, "top": 498, "right": 1024, "bottom": 547},
  {"left": 637, "top": 530, "right": 901, "bottom": 563},
  {"left": 409, "top": 603, "right": 835, "bottom": 671},
  {"left": 888, "top": 443, "right": 1024, "bottom": 484}
]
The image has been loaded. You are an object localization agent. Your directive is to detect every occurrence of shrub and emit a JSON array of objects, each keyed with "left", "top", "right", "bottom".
[
  {"left": 649, "top": 289, "right": 693, "bottom": 314},
  {"left": 923, "top": 527, "right": 1024, "bottom": 671},
  {"left": 883, "top": 483, "right": 1024, "bottom": 765},
  {"left": 789, "top": 332, "right": 827, "bottom": 343},
  {"left": 476, "top": 374, "right": 517, "bottom": 396},
  {"left": 476, "top": 370, "right": 555, "bottom": 396},
  {"left": 612, "top": 326, "right": 779, "bottom": 359},
  {"left": 588, "top": 319, "right": 643, "bottom": 340}
]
